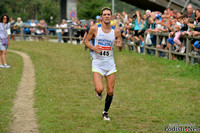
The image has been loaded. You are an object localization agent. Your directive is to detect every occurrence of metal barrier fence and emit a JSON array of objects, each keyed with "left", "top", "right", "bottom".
[
  {"left": 10, "top": 25, "right": 200, "bottom": 65},
  {"left": 122, "top": 32, "right": 200, "bottom": 65}
]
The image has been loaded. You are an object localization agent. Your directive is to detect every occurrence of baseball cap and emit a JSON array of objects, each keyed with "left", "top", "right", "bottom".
[{"left": 96, "top": 15, "right": 101, "bottom": 19}]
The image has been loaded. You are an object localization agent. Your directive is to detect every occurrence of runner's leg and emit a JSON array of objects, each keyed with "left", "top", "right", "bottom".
[
  {"left": 104, "top": 73, "right": 115, "bottom": 112},
  {"left": 93, "top": 72, "right": 104, "bottom": 94}
]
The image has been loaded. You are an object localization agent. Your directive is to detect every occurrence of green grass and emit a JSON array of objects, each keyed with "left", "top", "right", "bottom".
[
  {"left": 0, "top": 52, "right": 23, "bottom": 132},
  {"left": 1, "top": 41, "right": 200, "bottom": 132}
]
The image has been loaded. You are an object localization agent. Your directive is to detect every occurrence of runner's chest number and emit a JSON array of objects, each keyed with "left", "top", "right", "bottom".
[
  {"left": 98, "top": 46, "right": 112, "bottom": 56},
  {"left": 100, "top": 50, "right": 111, "bottom": 56}
]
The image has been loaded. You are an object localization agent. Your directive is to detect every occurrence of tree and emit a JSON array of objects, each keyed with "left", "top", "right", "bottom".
[
  {"left": 77, "top": 0, "right": 111, "bottom": 20},
  {"left": 37, "top": 0, "right": 59, "bottom": 25},
  {"left": 0, "top": 0, "right": 59, "bottom": 25}
]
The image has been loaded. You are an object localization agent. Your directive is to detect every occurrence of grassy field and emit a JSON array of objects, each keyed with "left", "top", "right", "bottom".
[
  {"left": 0, "top": 51, "right": 23, "bottom": 132},
  {"left": 0, "top": 41, "right": 200, "bottom": 132}
]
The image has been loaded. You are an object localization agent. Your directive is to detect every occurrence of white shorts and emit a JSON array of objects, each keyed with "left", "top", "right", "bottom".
[{"left": 92, "top": 59, "right": 117, "bottom": 76}]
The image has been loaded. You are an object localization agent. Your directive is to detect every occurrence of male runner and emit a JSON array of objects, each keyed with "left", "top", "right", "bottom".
[{"left": 84, "top": 7, "right": 122, "bottom": 121}]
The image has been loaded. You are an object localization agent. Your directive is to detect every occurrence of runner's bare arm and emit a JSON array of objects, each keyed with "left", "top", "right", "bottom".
[
  {"left": 115, "top": 27, "right": 122, "bottom": 51},
  {"left": 82, "top": 32, "right": 87, "bottom": 43},
  {"left": 84, "top": 26, "right": 101, "bottom": 53}
]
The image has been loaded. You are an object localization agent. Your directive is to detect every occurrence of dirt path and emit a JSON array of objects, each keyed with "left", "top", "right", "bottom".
[{"left": 9, "top": 50, "right": 39, "bottom": 133}]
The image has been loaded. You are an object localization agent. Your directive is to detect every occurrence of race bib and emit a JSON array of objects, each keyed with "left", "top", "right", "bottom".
[{"left": 98, "top": 46, "right": 111, "bottom": 56}]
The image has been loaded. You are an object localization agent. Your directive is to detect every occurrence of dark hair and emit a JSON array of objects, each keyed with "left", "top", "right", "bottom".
[
  {"left": 188, "top": 18, "right": 194, "bottom": 23},
  {"left": 196, "top": 8, "right": 200, "bottom": 12},
  {"left": 178, "top": 16, "right": 184, "bottom": 19},
  {"left": 132, "top": 14, "right": 137, "bottom": 19},
  {"left": 154, "top": 17, "right": 160, "bottom": 21},
  {"left": 89, "top": 19, "right": 95, "bottom": 23},
  {"left": 101, "top": 7, "right": 112, "bottom": 15},
  {"left": 183, "top": 14, "right": 188, "bottom": 18},
  {"left": 0, "top": 14, "right": 9, "bottom": 23}
]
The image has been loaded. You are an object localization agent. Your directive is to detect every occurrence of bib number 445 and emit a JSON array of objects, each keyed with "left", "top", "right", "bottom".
[{"left": 100, "top": 50, "right": 110, "bottom": 56}]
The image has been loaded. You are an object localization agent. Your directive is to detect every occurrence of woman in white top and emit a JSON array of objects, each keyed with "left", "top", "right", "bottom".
[
  {"left": 60, "top": 19, "right": 68, "bottom": 43},
  {"left": 56, "top": 21, "right": 62, "bottom": 42},
  {"left": 0, "top": 14, "right": 11, "bottom": 68}
]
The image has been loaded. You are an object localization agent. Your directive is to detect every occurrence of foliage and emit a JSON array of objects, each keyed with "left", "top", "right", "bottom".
[
  {"left": 0, "top": 0, "right": 143, "bottom": 24},
  {"left": 77, "top": 0, "right": 111, "bottom": 19},
  {"left": 37, "top": 0, "right": 59, "bottom": 25},
  {"left": 77, "top": 0, "right": 143, "bottom": 20},
  {"left": 0, "top": 0, "right": 59, "bottom": 25},
  {"left": 114, "top": 0, "right": 142, "bottom": 14}
]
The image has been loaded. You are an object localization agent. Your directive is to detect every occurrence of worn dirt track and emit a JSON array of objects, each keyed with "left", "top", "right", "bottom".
[{"left": 9, "top": 50, "right": 39, "bottom": 133}]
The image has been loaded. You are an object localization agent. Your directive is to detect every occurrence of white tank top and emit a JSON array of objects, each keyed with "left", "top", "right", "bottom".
[{"left": 93, "top": 24, "right": 115, "bottom": 60}]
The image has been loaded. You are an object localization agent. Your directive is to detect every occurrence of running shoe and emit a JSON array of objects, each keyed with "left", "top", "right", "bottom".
[
  {"left": 180, "top": 46, "right": 185, "bottom": 53},
  {"left": 94, "top": 88, "right": 102, "bottom": 100},
  {"left": 0, "top": 64, "right": 4, "bottom": 68},
  {"left": 102, "top": 111, "right": 110, "bottom": 121},
  {"left": 4, "top": 64, "right": 10, "bottom": 68}
]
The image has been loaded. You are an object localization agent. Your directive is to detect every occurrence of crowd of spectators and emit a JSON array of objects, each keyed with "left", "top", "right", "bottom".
[
  {"left": 79, "top": 4, "right": 200, "bottom": 59},
  {"left": 6, "top": 4, "right": 200, "bottom": 58},
  {"left": 84, "top": 4, "right": 199, "bottom": 58},
  {"left": 9, "top": 17, "right": 49, "bottom": 41}
]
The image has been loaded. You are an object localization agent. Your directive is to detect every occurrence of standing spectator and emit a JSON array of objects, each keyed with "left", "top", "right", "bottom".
[
  {"left": 56, "top": 21, "right": 62, "bottom": 43},
  {"left": 188, "top": 22, "right": 200, "bottom": 55},
  {"left": 14, "top": 17, "right": 23, "bottom": 32},
  {"left": 83, "top": 19, "right": 95, "bottom": 58},
  {"left": 0, "top": 14, "right": 11, "bottom": 68},
  {"left": 35, "top": 19, "right": 47, "bottom": 40},
  {"left": 9, "top": 17, "right": 15, "bottom": 40},
  {"left": 95, "top": 15, "right": 101, "bottom": 25},
  {"left": 180, "top": 15, "right": 189, "bottom": 34},
  {"left": 187, "top": 4, "right": 195, "bottom": 19},
  {"left": 29, "top": 19, "right": 36, "bottom": 40},
  {"left": 176, "top": 15, "right": 182, "bottom": 26},
  {"left": 156, "top": 16, "right": 169, "bottom": 50},
  {"left": 134, "top": 10, "right": 142, "bottom": 45},
  {"left": 76, "top": 20, "right": 83, "bottom": 44},
  {"left": 122, "top": 11, "right": 128, "bottom": 23},
  {"left": 35, "top": 20, "right": 43, "bottom": 39},
  {"left": 195, "top": 8, "right": 200, "bottom": 26},
  {"left": 145, "top": 9, "right": 151, "bottom": 19},
  {"left": 145, "top": 17, "right": 157, "bottom": 47},
  {"left": 72, "top": 18, "right": 78, "bottom": 27},
  {"left": 168, "top": 25, "right": 185, "bottom": 53},
  {"left": 60, "top": 19, "right": 68, "bottom": 43},
  {"left": 175, "top": 11, "right": 183, "bottom": 19},
  {"left": 40, "top": 19, "right": 48, "bottom": 35},
  {"left": 117, "top": 14, "right": 124, "bottom": 28},
  {"left": 187, "top": 11, "right": 200, "bottom": 55},
  {"left": 110, "top": 14, "right": 116, "bottom": 27},
  {"left": 167, "top": 8, "right": 175, "bottom": 17},
  {"left": 13, "top": 17, "right": 23, "bottom": 40},
  {"left": 135, "top": 17, "right": 148, "bottom": 47},
  {"left": 83, "top": 23, "right": 88, "bottom": 28},
  {"left": 122, "top": 20, "right": 134, "bottom": 44},
  {"left": 71, "top": 18, "right": 79, "bottom": 40},
  {"left": 145, "top": 9, "right": 152, "bottom": 31}
]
